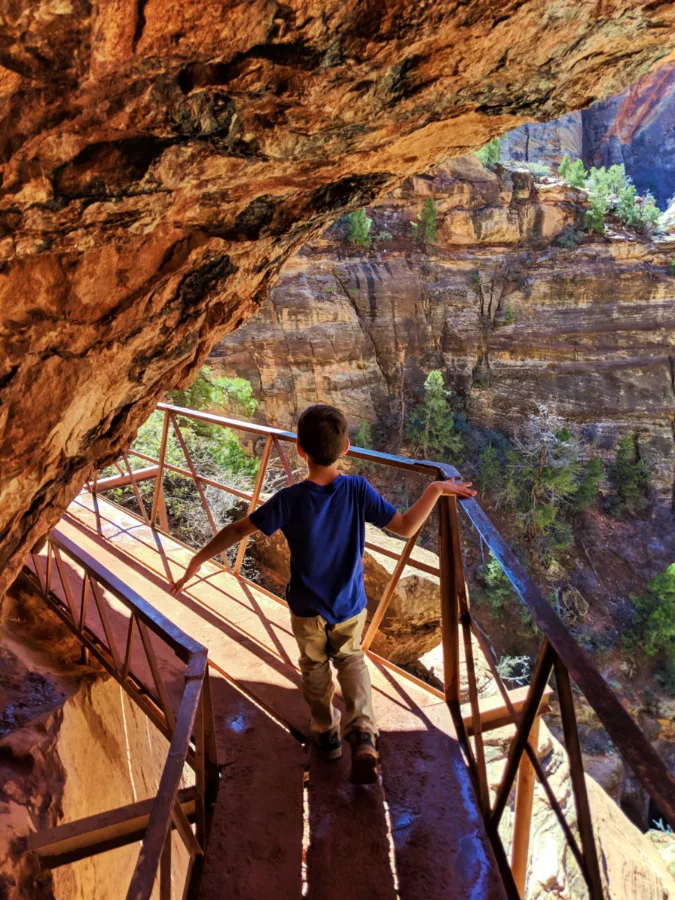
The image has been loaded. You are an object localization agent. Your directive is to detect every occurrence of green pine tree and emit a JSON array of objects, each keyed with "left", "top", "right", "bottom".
[
  {"left": 478, "top": 444, "right": 502, "bottom": 492},
  {"left": 412, "top": 197, "right": 438, "bottom": 244},
  {"left": 612, "top": 434, "right": 651, "bottom": 513},
  {"left": 574, "top": 457, "right": 604, "bottom": 510},
  {"left": 630, "top": 563, "right": 675, "bottom": 658},
  {"left": 347, "top": 208, "right": 373, "bottom": 248},
  {"left": 406, "top": 370, "right": 463, "bottom": 462}
]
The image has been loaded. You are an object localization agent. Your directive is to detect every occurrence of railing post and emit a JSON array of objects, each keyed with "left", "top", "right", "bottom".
[
  {"left": 554, "top": 658, "right": 604, "bottom": 899},
  {"left": 361, "top": 527, "right": 422, "bottom": 652},
  {"left": 151, "top": 409, "right": 170, "bottom": 528},
  {"left": 233, "top": 434, "right": 273, "bottom": 576},
  {"left": 511, "top": 713, "right": 541, "bottom": 897},
  {"left": 438, "top": 495, "right": 460, "bottom": 707}
]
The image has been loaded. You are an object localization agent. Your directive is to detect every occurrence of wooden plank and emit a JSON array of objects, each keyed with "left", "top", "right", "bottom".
[
  {"left": 462, "top": 685, "right": 553, "bottom": 736},
  {"left": 26, "top": 789, "right": 196, "bottom": 869},
  {"left": 128, "top": 677, "right": 203, "bottom": 900},
  {"left": 137, "top": 619, "right": 177, "bottom": 733},
  {"left": 489, "top": 640, "right": 555, "bottom": 831}
]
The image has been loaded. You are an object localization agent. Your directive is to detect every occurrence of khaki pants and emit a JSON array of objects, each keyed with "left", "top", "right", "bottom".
[{"left": 290, "top": 608, "right": 377, "bottom": 738}]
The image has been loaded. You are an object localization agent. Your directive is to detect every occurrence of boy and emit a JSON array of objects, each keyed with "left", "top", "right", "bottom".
[{"left": 170, "top": 404, "right": 476, "bottom": 784}]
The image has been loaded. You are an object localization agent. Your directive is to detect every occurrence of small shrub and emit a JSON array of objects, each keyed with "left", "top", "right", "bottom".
[
  {"left": 503, "top": 305, "right": 515, "bottom": 325},
  {"left": 410, "top": 197, "right": 438, "bottom": 244},
  {"left": 478, "top": 444, "right": 502, "bottom": 492},
  {"left": 522, "top": 161, "right": 551, "bottom": 180},
  {"left": 376, "top": 229, "right": 393, "bottom": 242},
  {"left": 630, "top": 563, "right": 675, "bottom": 659},
  {"left": 474, "top": 554, "right": 517, "bottom": 618},
  {"left": 585, "top": 164, "right": 627, "bottom": 196},
  {"left": 612, "top": 434, "right": 650, "bottom": 513},
  {"left": 496, "top": 655, "right": 532, "bottom": 686},
  {"left": 351, "top": 421, "right": 374, "bottom": 474},
  {"left": 554, "top": 226, "right": 584, "bottom": 249},
  {"left": 669, "top": 258, "right": 675, "bottom": 275},
  {"left": 476, "top": 138, "right": 501, "bottom": 168},
  {"left": 348, "top": 208, "right": 373, "bottom": 248},
  {"left": 352, "top": 421, "right": 373, "bottom": 450},
  {"left": 574, "top": 456, "right": 604, "bottom": 510},
  {"left": 585, "top": 191, "right": 609, "bottom": 234},
  {"left": 559, "top": 155, "right": 587, "bottom": 188},
  {"left": 654, "top": 658, "right": 675, "bottom": 697}
]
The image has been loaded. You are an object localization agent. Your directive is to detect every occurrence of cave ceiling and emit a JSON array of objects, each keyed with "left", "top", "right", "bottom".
[{"left": 0, "top": 0, "right": 674, "bottom": 594}]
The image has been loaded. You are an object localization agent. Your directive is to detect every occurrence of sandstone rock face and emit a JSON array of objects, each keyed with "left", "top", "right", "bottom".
[
  {"left": 488, "top": 720, "right": 675, "bottom": 900},
  {"left": 212, "top": 158, "right": 675, "bottom": 500},
  {"left": 501, "top": 111, "right": 584, "bottom": 168},
  {"left": 502, "top": 60, "right": 675, "bottom": 209},
  {"left": 583, "top": 62, "right": 675, "bottom": 209},
  {"left": 2, "top": 2, "right": 675, "bottom": 597}
]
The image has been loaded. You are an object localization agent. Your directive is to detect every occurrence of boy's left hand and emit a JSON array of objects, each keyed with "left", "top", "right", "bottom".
[
  {"left": 437, "top": 476, "right": 477, "bottom": 498},
  {"left": 170, "top": 556, "right": 202, "bottom": 596}
]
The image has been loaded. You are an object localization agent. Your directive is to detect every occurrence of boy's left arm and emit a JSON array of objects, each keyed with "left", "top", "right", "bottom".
[
  {"left": 385, "top": 477, "right": 476, "bottom": 538},
  {"left": 169, "top": 516, "right": 259, "bottom": 596}
]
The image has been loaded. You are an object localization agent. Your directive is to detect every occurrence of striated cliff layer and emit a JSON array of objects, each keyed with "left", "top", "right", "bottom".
[
  {"left": 2, "top": 1, "right": 675, "bottom": 597},
  {"left": 211, "top": 156, "right": 675, "bottom": 501}
]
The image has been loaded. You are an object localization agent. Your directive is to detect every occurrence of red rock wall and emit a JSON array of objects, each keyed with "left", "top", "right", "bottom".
[{"left": 2, "top": 2, "right": 675, "bottom": 595}]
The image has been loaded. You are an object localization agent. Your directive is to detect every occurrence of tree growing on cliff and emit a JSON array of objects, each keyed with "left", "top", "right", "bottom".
[
  {"left": 347, "top": 208, "right": 373, "bottom": 248},
  {"left": 497, "top": 411, "right": 604, "bottom": 565},
  {"left": 102, "top": 369, "right": 261, "bottom": 552},
  {"left": 478, "top": 443, "right": 502, "bottom": 492},
  {"left": 611, "top": 434, "right": 651, "bottom": 513},
  {"left": 559, "top": 155, "right": 587, "bottom": 188},
  {"left": 406, "top": 370, "right": 463, "bottom": 462},
  {"left": 168, "top": 366, "right": 257, "bottom": 418},
  {"left": 558, "top": 158, "right": 661, "bottom": 235},
  {"left": 410, "top": 197, "right": 438, "bottom": 244},
  {"left": 476, "top": 139, "right": 501, "bottom": 168},
  {"left": 629, "top": 564, "right": 675, "bottom": 689}
]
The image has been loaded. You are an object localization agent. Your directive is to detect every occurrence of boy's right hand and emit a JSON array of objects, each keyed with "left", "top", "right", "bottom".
[
  {"left": 437, "top": 476, "right": 477, "bottom": 498},
  {"left": 169, "top": 555, "right": 202, "bottom": 596}
]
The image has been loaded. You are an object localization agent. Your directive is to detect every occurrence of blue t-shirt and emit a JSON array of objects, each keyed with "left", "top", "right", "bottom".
[{"left": 249, "top": 474, "right": 397, "bottom": 623}]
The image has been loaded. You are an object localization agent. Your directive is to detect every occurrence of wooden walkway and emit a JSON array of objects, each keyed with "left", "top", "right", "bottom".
[{"left": 54, "top": 491, "right": 507, "bottom": 899}]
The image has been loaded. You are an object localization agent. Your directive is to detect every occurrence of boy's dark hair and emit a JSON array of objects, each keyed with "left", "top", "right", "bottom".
[{"left": 297, "top": 404, "right": 349, "bottom": 466}]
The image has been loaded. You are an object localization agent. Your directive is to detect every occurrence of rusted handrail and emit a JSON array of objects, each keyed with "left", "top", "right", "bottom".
[
  {"left": 23, "top": 524, "right": 219, "bottom": 900},
  {"left": 96, "top": 402, "right": 675, "bottom": 899}
]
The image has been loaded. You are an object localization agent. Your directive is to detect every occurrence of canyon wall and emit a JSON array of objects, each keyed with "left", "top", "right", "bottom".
[
  {"left": 502, "top": 61, "right": 675, "bottom": 209},
  {"left": 211, "top": 156, "right": 675, "bottom": 501},
  {"left": 2, "top": 1, "right": 675, "bottom": 597}
]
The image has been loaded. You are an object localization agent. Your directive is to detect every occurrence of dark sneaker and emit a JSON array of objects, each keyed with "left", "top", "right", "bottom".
[
  {"left": 316, "top": 728, "right": 342, "bottom": 760},
  {"left": 347, "top": 728, "right": 379, "bottom": 785}
]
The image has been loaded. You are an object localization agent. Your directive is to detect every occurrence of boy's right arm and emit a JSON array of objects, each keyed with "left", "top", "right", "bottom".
[
  {"left": 169, "top": 516, "right": 259, "bottom": 595},
  {"left": 385, "top": 477, "right": 476, "bottom": 539}
]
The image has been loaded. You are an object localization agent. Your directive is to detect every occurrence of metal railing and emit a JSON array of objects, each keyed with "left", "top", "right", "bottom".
[
  {"left": 22, "top": 523, "right": 219, "bottom": 900},
  {"left": 90, "top": 402, "right": 675, "bottom": 899}
]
